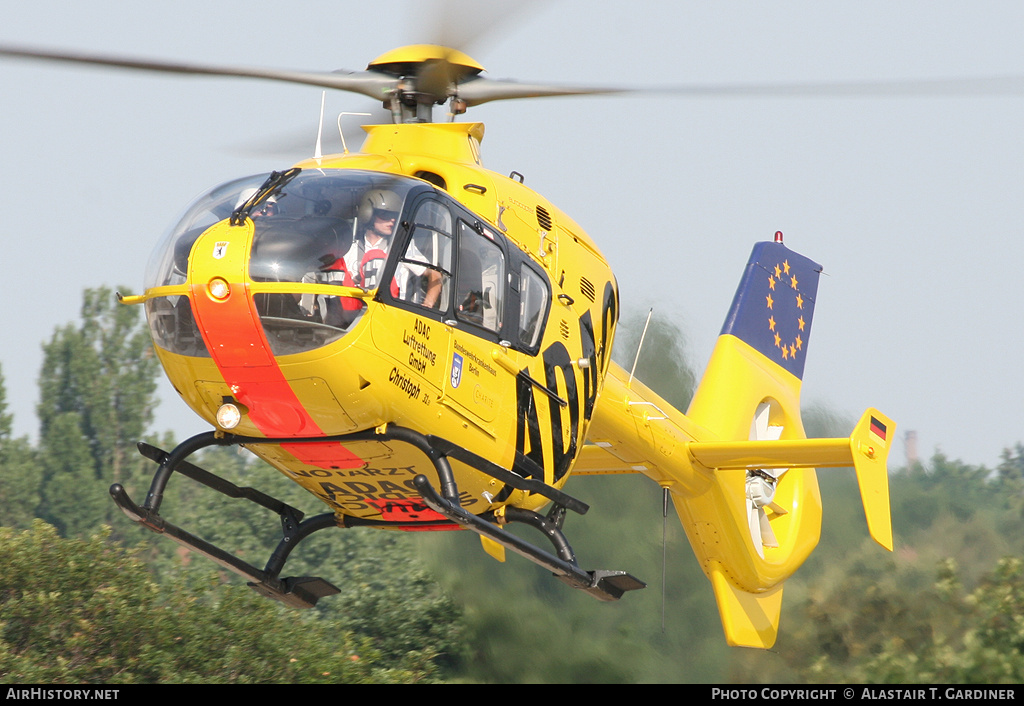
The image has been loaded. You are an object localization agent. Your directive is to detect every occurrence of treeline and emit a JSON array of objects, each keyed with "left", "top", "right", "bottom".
[
  {"left": 2, "top": 291, "right": 1023, "bottom": 683},
  {"left": 0, "top": 288, "right": 463, "bottom": 683}
]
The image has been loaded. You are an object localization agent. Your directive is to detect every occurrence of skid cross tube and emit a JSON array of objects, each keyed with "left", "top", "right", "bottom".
[
  {"left": 138, "top": 425, "right": 589, "bottom": 518},
  {"left": 412, "top": 475, "right": 645, "bottom": 601}
]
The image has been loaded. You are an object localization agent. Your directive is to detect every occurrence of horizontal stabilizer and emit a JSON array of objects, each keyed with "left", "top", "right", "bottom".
[{"left": 685, "top": 408, "right": 895, "bottom": 551}]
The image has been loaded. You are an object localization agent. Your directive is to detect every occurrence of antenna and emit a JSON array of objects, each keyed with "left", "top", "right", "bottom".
[
  {"left": 314, "top": 92, "right": 325, "bottom": 160},
  {"left": 627, "top": 308, "right": 654, "bottom": 389},
  {"left": 662, "top": 485, "right": 670, "bottom": 633}
]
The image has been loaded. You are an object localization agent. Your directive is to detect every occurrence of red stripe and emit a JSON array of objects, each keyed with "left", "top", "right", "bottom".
[
  {"left": 190, "top": 283, "right": 364, "bottom": 468},
  {"left": 368, "top": 498, "right": 449, "bottom": 524}
]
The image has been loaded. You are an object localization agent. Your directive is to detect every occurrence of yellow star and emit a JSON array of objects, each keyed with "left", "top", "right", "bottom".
[
  {"left": 795, "top": 293, "right": 804, "bottom": 310},
  {"left": 774, "top": 264, "right": 782, "bottom": 279},
  {"left": 774, "top": 332, "right": 781, "bottom": 348},
  {"left": 768, "top": 315, "right": 776, "bottom": 331},
  {"left": 782, "top": 345, "right": 790, "bottom": 359},
  {"left": 790, "top": 275, "right": 798, "bottom": 289},
  {"left": 766, "top": 293, "right": 774, "bottom": 309},
  {"left": 783, "top": 260, "right": 791, "bottom": 275},
  {"left": 798, "top": 315, "right": 805, "bottom": 331},
  {"left": 789, "top": 344, "right": 796, "bottom": 358},
  {"left": 768, "top": 276, "right": 776, "bottom": 290},
  {"left": 796, "top": 335, "right": 803, "bottom": 350}
]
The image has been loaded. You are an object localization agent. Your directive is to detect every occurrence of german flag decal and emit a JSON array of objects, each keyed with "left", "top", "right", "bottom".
[{"left": 869, "top": 416, "right": 888, "bottom": 444}]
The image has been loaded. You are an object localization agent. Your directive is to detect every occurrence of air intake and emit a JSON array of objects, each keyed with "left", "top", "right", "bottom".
[{"left": 536, "top": 205, "right": 553, "bottom": 231}]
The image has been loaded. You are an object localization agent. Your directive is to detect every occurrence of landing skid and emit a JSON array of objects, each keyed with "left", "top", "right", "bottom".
[
  {"left": 110, "top": 424, "right": 645, "bottom": 607},
  {"left": 111, "top": 441, "right": 341, "bottom": 608},
  {"left": 413, "top": 476, "right": 645, "bottom": 601}
]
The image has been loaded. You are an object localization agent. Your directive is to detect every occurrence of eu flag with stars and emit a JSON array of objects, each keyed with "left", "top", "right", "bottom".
[{"left": 720, "top": 241, "right": 823, "bottom": 380}]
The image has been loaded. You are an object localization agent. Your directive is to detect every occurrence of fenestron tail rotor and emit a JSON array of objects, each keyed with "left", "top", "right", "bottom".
[{"left": 745, "top": 403, "right": 789, "bottom": 558}]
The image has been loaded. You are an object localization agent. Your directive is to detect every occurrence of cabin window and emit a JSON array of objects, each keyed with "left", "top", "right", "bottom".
[
  {"left": 518, "top": 266, "right": 549, "bottom": 350},
  {"left": 455, "top": 222, "right": 505, "bottom": 333}
]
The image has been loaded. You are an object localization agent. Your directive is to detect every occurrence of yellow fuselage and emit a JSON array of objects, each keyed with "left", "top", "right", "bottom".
[{"left": 150, "top": 122, "right": 618, "bottom": 522}]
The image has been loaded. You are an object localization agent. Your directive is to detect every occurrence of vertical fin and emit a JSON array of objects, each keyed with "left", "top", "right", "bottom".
[
  {"left": 709, "top": 563, "right": 784, "bottom": 648},
  {"left": 849, "top": 409, "right": 896, "bottom": 551},
  {"left": 719, "top": 240, "right": 823, "bottom": 381}
]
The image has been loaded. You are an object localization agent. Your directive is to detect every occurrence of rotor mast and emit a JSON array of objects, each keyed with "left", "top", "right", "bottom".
[{"left": 367, "top": 44, "right": 483, "bottom": 124}]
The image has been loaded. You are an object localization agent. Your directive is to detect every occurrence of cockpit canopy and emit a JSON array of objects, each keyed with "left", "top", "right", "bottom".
[
  {"left": 145, "top": 170, "right": 424, "bottom": 357},
  {"left": 144, "top": 168, "right": 552, "bottom": 360},
  {"left": 146, "top": 169, "right": 420, "bottom": 291}
]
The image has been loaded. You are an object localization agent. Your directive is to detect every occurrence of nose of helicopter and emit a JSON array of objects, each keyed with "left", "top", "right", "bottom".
[{"left": 188, "top": 219, "right": 327, "bottom": 437}]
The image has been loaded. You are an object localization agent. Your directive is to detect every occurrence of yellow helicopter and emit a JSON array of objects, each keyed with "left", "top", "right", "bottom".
[{"left": 0, "top": 42, "right": 894, "bottom": 649}]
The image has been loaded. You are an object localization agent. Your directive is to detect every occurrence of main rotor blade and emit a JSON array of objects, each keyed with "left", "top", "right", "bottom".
[
  {"left": 661, "top": 75, "right": 1024, "bottom": 98},
  {"left": 458, "top": 73, "right": 1024, "bottom": 108},
  {"left": 416, "top": 50, "right": 471, "bottom": 103},
  {"left": 6, "top": 43, "right": 1020, "bottom": 113},
  {"left": 0, "top": 44, "right": 399, "bottom": 101},
  {"left": 458, "top": 77, "right": 629, "bottom": 106}
]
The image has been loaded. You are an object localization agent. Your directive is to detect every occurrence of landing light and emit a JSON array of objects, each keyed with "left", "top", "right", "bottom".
[{"left": 216, "top": 402, "right": 242, "bottom": 430}]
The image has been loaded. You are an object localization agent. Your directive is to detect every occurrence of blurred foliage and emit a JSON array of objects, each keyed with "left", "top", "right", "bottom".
[
  {"left": 0, "top": 522, "right": 434, "bottom": 683},
  {"left": 0, "top": 288, "right": 461, "bottom": 683},
  {"left": 611, "top": 306, "right": 697, "bottom": 411},
  {"left": 0, "top": 364, "right": 39, "bottom": 531}
]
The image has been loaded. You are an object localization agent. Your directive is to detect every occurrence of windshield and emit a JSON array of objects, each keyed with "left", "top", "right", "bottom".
[
  {"left": 145, "top": 169, "right": 423, "bottom": 357},
  {"left": 146, "top": 173, "right": 268, "bottom": 290}
]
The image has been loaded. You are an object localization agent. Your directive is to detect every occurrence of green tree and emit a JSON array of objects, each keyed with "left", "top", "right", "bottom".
[
  {"left": 773, "top": 556, "right": 1024, "bottom": 683},
  {"left": 994, "top": 443, "right": 1024, "bottom": 509},
  {"left": 36, "top": 287, "right": 160, "bottom": 537},
  {"left": 0, "top": 364, "right": 40, "bottom": 530}
]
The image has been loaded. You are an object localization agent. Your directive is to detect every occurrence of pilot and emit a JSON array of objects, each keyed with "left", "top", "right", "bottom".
[
  {"left": 344, "top": 189, "right": 441, "bottom": 307},
  {"left": 299, "top": 189, "right": 440, "bottom": 326},
  {"left": 250, "top": 198, "right": 278, "bottom": 218}
]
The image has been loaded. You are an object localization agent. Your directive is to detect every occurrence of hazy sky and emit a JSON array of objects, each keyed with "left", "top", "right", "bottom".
[{"left": 1, "top": 0, "right": 1022, "bottom": 471}]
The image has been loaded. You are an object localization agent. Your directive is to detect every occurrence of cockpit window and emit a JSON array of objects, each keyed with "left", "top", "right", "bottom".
[
  {"left": 146, "top": 173, "right": 268, "bottom": 290},
  {"left": 247, "top": 172, "right": 417, "bottom": 354},
  {"left": 518, "top": 266, "right": 549, "bottom": 350},
  {"left": 392, "top": 199, "right": 453, "bottom": 311},
  {"left": 248, "top": 172, "right": 416, "bottom": 285}
]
